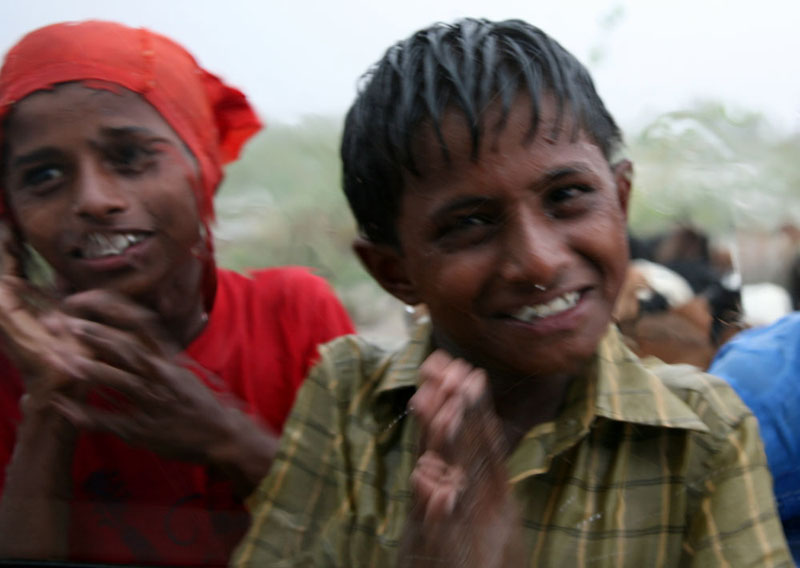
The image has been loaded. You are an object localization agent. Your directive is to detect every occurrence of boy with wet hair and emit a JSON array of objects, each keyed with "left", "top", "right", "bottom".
[{"left": 234, "top": 18, "right": 791, "bottom": 567}]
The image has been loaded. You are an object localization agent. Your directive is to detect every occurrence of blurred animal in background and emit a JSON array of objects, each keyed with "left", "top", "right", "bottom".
[
  {"left": 619, "top": 222, "right": 800, "bottom": 368},
  {"left": 617, "top": 226, "right": 745, "bottom": 369}
]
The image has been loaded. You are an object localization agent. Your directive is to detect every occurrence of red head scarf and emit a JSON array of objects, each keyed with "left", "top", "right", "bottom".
[
  {"left": 0, "top": 19, "right": 262, "bottom": 220},
  {"left": 0, "top": 20, "right": 262, "bottom": 305}
]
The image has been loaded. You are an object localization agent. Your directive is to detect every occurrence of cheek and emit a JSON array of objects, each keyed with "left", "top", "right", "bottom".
[
  {"left": 417, "top": 256, "right": 489, "bottom": 316},
  {"left": 10, "top": 200, "right": 65, "bottom": 254},
  {"left": 587, "top": 209, "right": 629, "bottom": 295},
  {"left": 143, "top": 174, "right": 201, "bottom": 232}
]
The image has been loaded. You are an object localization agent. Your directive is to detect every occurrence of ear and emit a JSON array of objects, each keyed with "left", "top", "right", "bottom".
[
  {"left": 352, "top": 237, "right": 422, "bottom": 306},
  {"left": 612, "top": 159, "right": 633, "bottom": 219}
]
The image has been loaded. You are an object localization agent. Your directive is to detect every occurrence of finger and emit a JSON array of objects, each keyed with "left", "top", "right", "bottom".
[
  {"left": 427, "top": 389, "right": 467, "bottom": 452},
  {"left": 65, "top": 317, "right": 159, "bottom": 373},
  {"left": 410, "top": 451, "right": 447, "bottom": 506},
  {"left": 61, "top": 291, "right": 173, "bottom": 355},
  {"left": 51, "top": 395, "right": 140, "bottom": 440},
  {"left": 1, "top": 275, "right": 57, "bottom": 313},
  {"left": 410, "top": 351, "right": 450, "bottom": 418},
  {"left": 0, "top": 221, "right": 23, "bottom": 279},
  {"left": 411, "top": 452, "right": 465, "bottom": 523},
  {"left": 412, "top": 353, "right": 473, "bottom": 425},
  {"left": 69, "top": 355, "right": 172, "bottom": 405},
  {"left": 426, "top": 367, "right": 489, "bottom": 454},
  {"left": 462, "top": 367, "right": 489, "bottom": 409}
]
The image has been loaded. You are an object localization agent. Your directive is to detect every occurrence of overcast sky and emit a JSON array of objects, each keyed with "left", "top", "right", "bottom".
[{"left": 3, "top": 0, "right": 800, "bottom": 133}]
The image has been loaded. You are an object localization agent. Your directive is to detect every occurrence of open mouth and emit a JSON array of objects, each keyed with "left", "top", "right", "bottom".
[
  {"left": 74, "top": 232, "right": 149, "bottom": 260},
  {"left": 511, "top": 291, "right": 581, "bottom": 323}
]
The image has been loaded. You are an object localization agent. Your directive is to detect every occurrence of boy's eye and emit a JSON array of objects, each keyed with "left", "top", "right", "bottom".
[
  {"left": 455, "top": 213, "right": 493, "bottom": 228},
  {"left": 22, "top": 165, "right": 65, "bottom": 189},
  {"left": 546, "top": 184, "right": 593, "bottom": 216},
  {"left": 549, "top": 185, "right": 588, "bottom": 203},
  {"left": 436, "top": 211, "right": 499, "bottom": 249},
  {"left": 108, "top": 143, "right": 158, "bottom": 174}
]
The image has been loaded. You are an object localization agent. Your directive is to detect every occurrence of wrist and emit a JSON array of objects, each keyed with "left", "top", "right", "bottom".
[
  {"left": 6, "top": 402, "right": 77, "bottom": 500},
  {"left": 206, "top": 406, "right": 277, "bottom": 495}
]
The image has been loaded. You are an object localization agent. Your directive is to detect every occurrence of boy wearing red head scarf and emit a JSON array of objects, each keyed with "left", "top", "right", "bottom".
[{"left": 0, "top": 21, "right": 354, "bottom": 566}]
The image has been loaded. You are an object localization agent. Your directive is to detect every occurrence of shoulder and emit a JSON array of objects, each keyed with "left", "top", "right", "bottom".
[
  {"left": 218, "top": 266, "right": 334, "bottom": 296},
  {"left": 645, "top": 359, "right": 754, "bottom": 440},
  {"left": 597, "top": 329, "right": 753, "bottom": 439},
  {"left": 708, "top": 312, "right": 800, "bottom": 406},
  {"left": 215, "top": 266, "right": 346, "bottom": 316},
  {"left": 309, "top": 335, "right": 397, "bottom": 397},
  {"left": 713, "top": 311, "right": 800, "bottom": 363}
]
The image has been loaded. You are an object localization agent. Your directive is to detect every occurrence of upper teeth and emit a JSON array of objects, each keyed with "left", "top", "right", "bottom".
[
  {"left": 81, "top": 233, "right": 145, "bottom": 259},
  {"left": 512, "top": 291, "right": 580, "bottom": 322}
]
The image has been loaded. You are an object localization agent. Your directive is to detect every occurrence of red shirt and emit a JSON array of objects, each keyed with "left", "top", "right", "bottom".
[{"left": 0, "top": 267, "right": 354, "bottom": 566}]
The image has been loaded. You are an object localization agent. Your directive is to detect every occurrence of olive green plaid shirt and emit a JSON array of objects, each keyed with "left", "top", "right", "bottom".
[{"left": 233, "top": 324, "right": 791, "bottom": 567}]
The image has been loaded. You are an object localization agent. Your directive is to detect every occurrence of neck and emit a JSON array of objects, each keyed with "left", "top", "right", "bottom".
[
  {"left": 156, "top": 298, "right": 208, "bottom": 348},
  {"left": 488, "top": 369, "right": 574, "bottom": 450},
  {"left": 431, "top": 331, "right": 578, "bottom": 451},
  {"left": 140, "top": 256, "right": 210, "bottom": 350}
]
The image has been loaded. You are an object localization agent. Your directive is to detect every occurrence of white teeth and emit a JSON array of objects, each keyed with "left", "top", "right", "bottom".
[
  {"left": 81, "top": 233, "right": 144, "bottom": 259},
  {"left": 512, "top": 291, "right": 580, "bottom": 322}
]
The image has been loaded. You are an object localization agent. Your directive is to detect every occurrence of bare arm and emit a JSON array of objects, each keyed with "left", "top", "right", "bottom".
[
  {"left": 0, "top": 397, "right": 77, "bottom": 559},
  {"left": 0, "top": 267, "right": 87, "bottom": 559}
]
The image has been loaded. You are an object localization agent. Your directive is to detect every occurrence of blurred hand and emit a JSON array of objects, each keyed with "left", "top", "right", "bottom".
[
  {"left": 0, "top": 221, "right": 87, "bottom": 404},
  {"left": 398, "top": 350, "right": 521, "bottom": 568},
  {"left": 50, "top": 290, "right": 242, "bottom": 463}
]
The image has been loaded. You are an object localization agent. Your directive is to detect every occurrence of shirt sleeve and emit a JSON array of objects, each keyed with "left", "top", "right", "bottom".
[
  {"left": 684, "top": 411, "right": 793, "bottom": 567},
  {"left": 232, "top": 348, "right": 345, "bottom": 567}
]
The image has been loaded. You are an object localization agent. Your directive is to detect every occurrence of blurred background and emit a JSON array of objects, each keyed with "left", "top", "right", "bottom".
[{"left": 3, "top": 0, "right": 799, "bottom": 345}]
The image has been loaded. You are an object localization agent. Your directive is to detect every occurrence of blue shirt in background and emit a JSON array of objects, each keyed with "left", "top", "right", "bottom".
[{"left": 710, "top": 311, "right": 800, "bottom": 561}]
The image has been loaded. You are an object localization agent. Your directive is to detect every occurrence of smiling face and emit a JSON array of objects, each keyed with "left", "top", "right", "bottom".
[
  {"left": 2, "top": 82, "right": 205, "bottom": 302},
  {"left": 361, "top": 95, "right": 631, "bottom": 380}
]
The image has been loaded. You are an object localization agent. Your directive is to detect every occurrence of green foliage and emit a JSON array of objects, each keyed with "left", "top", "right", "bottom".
[
  {"left": 212, "top": 116, "right": 389, "bottom": 329},
  {"left": 628, "top": 100, "right": 800, "bottom": 236}
]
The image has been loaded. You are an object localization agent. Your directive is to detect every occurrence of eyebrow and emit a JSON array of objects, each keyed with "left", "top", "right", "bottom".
[
  {"left": 12, "top": 147, "right": 62, "bottom": 168},
  {"left": 539, "top": 164, "right": 596, "bottom": 184},
  {"left": 99, "top": 126, "right": 175, "bottom": 148},
  {"left": 99, "top": 126, "right": 160, "bottom": 138},
  {"left": 11, "top": 127, "right": 172, "bottom": 168},
  {"left": 432, "top": 196, "right": 492, "bottom": 220},
  {"left": 432, "top": 163, "right": 597, "bottom": 218}
]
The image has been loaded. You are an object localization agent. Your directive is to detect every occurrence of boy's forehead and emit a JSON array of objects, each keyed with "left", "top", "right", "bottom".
[{"left": 407, "top": 93, "right": 589, "bottom": 179}]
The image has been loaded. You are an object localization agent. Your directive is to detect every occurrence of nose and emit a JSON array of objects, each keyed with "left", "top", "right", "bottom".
[
  {"left": 499, "top": 209, "right": 569, "bottom": 288},
  {"left": 73, "top": 161, "right": 128, "bottom": 220}
]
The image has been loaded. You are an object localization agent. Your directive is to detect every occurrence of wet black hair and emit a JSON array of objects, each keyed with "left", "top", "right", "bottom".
[{"left": 341, "top": 18, "right": 624, "bottom": 245}]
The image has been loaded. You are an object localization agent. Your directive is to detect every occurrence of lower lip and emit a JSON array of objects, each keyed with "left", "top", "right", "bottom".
[
  {"left": 75, "top": 239, "right": 150, "bottom": 272},
  {"left": 503, "top": 291, "right": 591, "bottom": 335}
]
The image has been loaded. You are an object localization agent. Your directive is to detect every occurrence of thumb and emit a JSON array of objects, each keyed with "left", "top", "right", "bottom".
[{"left": 0, "top": 219, "right": 23, "bottom": 279}]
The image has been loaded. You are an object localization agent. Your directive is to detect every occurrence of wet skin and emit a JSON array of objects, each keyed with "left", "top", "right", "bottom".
[
  {"left": 389, "top": 96, "right": 631, "bottom": 384},
  {"left": 2, "top": 83, "right": 205, "bottom": 312}
]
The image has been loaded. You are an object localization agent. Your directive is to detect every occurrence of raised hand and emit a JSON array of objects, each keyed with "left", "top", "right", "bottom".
[
  {"left": 49, "top": 290, "right": 277, "bottom": 493},
  {"left": 398, "top": 350, "right": 521, "bottom": 568},
  {"left": 0, "top": 222, "right": 89, "bottom": 405}
]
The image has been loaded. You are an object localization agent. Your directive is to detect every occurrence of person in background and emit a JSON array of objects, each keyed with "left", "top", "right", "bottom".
[
  {"left": 233, "top": 18, "right": 790, "bottom": 567},
  {"left": 710, "top": 312, "right": 800, "bottom": 562},
  {"left": 0, "top": 21, "right": 354, "bottom": 566}
]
